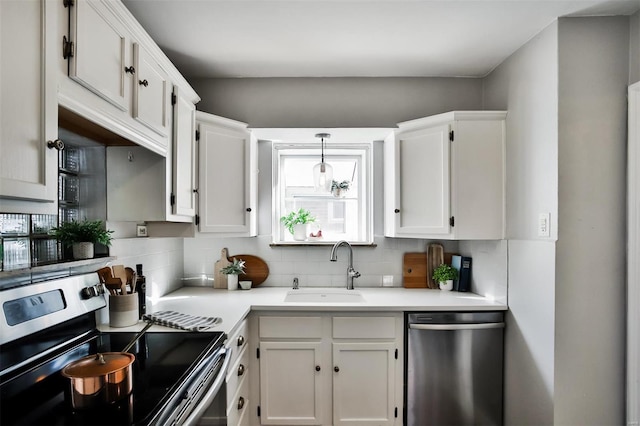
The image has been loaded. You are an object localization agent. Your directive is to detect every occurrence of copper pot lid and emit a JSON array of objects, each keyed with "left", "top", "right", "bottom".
[{"left": 62, "top": 352, "right": 135, "bottom": 378}]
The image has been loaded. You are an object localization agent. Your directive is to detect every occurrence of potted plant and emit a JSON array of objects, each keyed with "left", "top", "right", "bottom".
[
  {"left": 331, "top": 180, "right": 351, "bottom": 198},
  {"left": 50, "top": 219, "right": 114, "bottom": 260},
  {"left": 432, "top": 263, "right": 459, "bottom": 291},
  {"left": 280, "top": 208, "right": 316, "bottom": 241},
  {"left": 220, "top": 258, "right": 246, "bottom": 290}
]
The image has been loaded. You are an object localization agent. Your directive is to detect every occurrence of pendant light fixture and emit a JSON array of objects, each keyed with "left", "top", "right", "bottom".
[{"left": 313, "top": 133, "right": 333, "bottom": 192}]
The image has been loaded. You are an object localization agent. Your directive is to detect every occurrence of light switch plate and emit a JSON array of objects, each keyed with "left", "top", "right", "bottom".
[{"left": 538, "top": 213, "right": 550, "bottom": 237}]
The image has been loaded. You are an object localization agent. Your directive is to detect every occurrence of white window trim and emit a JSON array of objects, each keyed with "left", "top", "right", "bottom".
[{"left": 271, "top": 142, "right": 374, "bottom": 245}]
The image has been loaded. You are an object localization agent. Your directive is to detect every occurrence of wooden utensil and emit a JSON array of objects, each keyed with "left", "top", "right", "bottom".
[
  {"left": 231, "top": 254, "right": 270, "bottom": 287},
  {"left": 96, "top": 267, "right": 113, "bottom": 284},
  {"left": 112, "top": 265, "right": 127, "bottom": 285},
  {"left": 105, "top": 277, "right": 124, "bottom": 295},
  {"left": 403, "top": 252, "right": 428, "bottom": 288},
  {"left": 427, "top": 243, "right": 444, "bottom": 289},
  {"left": 213, "top": 248, "right": 232, "bottom": 289}
]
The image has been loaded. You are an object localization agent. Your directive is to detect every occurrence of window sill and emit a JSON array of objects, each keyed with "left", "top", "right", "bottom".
[{"left": 270, "top": 242, "right": 376, "bottom": 247}]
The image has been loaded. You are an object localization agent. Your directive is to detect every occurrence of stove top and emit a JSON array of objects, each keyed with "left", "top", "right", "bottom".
[
  {"left": 1, "top": 329, "right": 225, "bottom": 425},
  {"left": 0, "top": 273, "right": 226, "bottom": 426}
]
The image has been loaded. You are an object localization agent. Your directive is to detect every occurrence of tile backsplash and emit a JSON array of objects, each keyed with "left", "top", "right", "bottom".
[{"left": 183, "top": 235, "right": 460, "bottom": 288}]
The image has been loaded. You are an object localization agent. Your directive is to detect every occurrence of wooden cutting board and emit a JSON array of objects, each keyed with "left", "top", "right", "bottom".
[
  {"left": 403, "top": 253, "right": 428, "bottom": 288},
  {"left": 427, "top": 243, "right": 444, "bottom": 289},
  {"left": 231, "top": 254, "right": 269, "bottom": 287},
  {"left": 213, "top": 248, "right": 232, "bottom": 289}
]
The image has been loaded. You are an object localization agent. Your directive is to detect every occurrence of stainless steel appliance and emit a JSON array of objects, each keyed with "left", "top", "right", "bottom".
[
  {"left": 406, "top": 312, "right": 505, "bottom": 425},
  {"left": 0, "top": 273, "right": 229, "bottom": 425}
]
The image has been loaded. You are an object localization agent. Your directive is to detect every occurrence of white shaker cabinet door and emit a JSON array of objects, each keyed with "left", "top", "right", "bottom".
[
  {"left": 0, "top": 0, "right": 58, "bottom": 204},
  {"left": 69, "top": 0, "right": 131, "bottom": 112},
  {"left": 385, "top": 124, "right": 451, "bottom": 236},
  {"left": 171, "top": 87, "right": 196, "bottom": 217},
  {"left": 259, "top": 341, "right": 324, "bottom": 425},
  {"left": 197, "top": 112, "right": 257, "bottom": 235},
  {"left": 133, "top": 42, "right": 171, "bottom": 138},
  {"left": 332, "top": 342, "right": 396, "bottom": 426}
]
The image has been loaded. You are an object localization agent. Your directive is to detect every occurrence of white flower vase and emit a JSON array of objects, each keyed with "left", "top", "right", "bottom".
[
  {"left": 227, "top": 274, "right": 239, "bottom": 291},
  {"left": 72, "top": 242, "right": 94, "bottom": 260},
  {"left": 439, "top": 280, "right": 454, "bottom": 291},
  {"left": 293, "top": 223, "right": 308, "bottom": 241}
]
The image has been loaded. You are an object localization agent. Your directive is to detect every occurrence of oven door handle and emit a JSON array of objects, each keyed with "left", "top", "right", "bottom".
[{"left": 182, "top": 346, "right": 232, "bottom": 426}]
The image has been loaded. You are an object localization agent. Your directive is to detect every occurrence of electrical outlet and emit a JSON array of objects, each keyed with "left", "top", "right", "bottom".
[
  {"left": 382, "top": 275, "right": 394, "bottom": 287},
  {"left": 538, "top": 213, "right": 550, "bottom": 237}
]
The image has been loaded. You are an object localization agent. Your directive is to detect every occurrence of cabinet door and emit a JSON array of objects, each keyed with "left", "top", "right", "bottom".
[
  {"left": 171, "top": 87, "right": 196, "bottom": 217},
  {"left": 259, "top": 341, "right": 324, "bottom": 425},
  {"left": 390, "top": 125, "right": 451, "bottom": 236},
  {"left": 332, "top": 342, "right": 396, "bottom": 426},
  {"left": 133, "top": 43, "right": 170, "bottom": 139},
  {"left": 69, "top": 0, "right": 131, "bottom": 111},
  {"left": 197, "top": 117, "right": 256, "bottom": 235},
  {"left": 0, "top": 0, "right": 58, "bottom": 204}
]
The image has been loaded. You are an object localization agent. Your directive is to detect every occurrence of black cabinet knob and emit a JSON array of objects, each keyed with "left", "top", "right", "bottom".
[
  {"left": 139, "top": 79, "right": 148, "bottom": 87},
  {"left": 246, "top": 207, "right": 252, "bottom": 212},
  {"left": 394, "top": 209, "right": 400, "bottom": 213},
  {"left": 334, "top": 366, "right": 340, "bottom": 372},
  {"left": 125, "top": 66, "right": 135, "bottom": 74},
  {"left": 315, "top": 365, "right": 321, "bottom": 372}
]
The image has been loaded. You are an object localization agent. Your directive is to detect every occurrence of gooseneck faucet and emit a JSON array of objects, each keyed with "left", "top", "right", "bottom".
[{"left": 330, "top": 240, "right": 361, "bottom": 290}]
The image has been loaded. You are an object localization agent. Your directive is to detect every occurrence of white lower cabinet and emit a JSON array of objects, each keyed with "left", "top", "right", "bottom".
[{"left": 254, "top": 313, "right": 403, "bottom": 426}]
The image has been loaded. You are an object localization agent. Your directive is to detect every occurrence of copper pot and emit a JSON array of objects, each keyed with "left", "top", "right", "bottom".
[{"left": 61, "top": 352, "right": 135, "bottom": 409}]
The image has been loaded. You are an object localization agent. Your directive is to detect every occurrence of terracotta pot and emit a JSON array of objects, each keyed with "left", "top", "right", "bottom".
[{"left": 61, "top": 352, "right": 135, "bottom": 409}]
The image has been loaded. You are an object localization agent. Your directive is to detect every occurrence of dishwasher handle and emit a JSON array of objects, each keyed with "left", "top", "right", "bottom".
[{"left": 409, "top": 323, "right": 504, "bottom": 331}]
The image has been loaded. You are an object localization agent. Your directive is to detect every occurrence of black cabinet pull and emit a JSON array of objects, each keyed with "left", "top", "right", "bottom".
[
  {"left": 315, "top": 365, "right": 321, "bottom": 372},
  {"left": 237, "top": 335, "right": 245, "bottom": 347},
  {"left": 237, "top": 364, "right": 245, "bottom": 376},
  {"left": 246, "top": 207, "right": 252, "bottom": 212},
  {"left": 334, "top": 366, "right": 340, "bottom": 372},
  {"left": 139, "top": 79, "right": 148, "bottom": 87},
  {"left": 47, "top": 139, "right": 64, "bottom": 151},
  {"left": 394, "top": 209, "right": 400, "bottom": 213},
  {"left": 237, "top": 396, "right": 245, "bottom": 410},
  {"left": 125, "top": 66, "right": 135, "bottom": 74}
]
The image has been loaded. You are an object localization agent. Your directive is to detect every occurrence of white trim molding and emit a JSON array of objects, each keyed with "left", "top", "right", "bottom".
[{"left": 628, "top": 81, "right": 640, "bottom": 426}]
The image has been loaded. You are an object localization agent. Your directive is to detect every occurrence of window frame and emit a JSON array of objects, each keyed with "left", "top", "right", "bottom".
[{"left": 271, "top": 142, "right": 374, "bottom": 245}]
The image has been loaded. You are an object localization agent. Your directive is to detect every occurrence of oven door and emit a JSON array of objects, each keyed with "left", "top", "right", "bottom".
[{"left": 155, "top": 346, "right": 231, "bottom": 426}]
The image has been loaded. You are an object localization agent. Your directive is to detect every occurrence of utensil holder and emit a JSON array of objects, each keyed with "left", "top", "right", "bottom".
[{"left": 109, "top": 294, "right": 139, "bottom": 328}]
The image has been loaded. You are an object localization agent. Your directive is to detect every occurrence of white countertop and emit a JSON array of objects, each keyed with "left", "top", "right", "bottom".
[{"left": 99, "top": 286, "right": 506, "bottom": 337}]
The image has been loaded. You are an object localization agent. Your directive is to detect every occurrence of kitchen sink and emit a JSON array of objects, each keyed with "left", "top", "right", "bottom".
[{"left": 284, "top": 289, "right": 366, "bottom": 303}]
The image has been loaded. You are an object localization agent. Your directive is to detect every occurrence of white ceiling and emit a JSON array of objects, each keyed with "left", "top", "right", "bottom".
[{"left": 122, "top": 0, "right": 639, "bottom": 79}]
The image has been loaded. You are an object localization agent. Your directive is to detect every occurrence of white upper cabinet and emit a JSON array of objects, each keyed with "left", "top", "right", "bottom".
[
  {"left": 171, "top": 86, "right": 197, "bottom": 217},
  {"left": 68, "top": 0, "right": 131, "bottom": 112},
  {"left": 197, "top": 112, "right": 257, "bottom": 236},
  {"left": 132, "top": 42, "right": 170, "bottom": 137},
  {"left": 384, "top": 111, "right": 506, "bottom": 240},
  {"left": 0, "top": 0, "right": 58, "bottom": 209},
  {"left": 61, "top": 0, "right": 197, "bottom": 157}
]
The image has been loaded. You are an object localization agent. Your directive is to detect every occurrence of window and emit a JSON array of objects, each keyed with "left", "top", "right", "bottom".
[{"left": 273, "top": 143, "right": 372, "bottom": 244}]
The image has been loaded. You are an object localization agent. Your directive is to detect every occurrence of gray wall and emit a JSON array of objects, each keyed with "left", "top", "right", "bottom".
[
  {"left": 482, "top": 22, "right": 558, "bottom": 425},
  {"left": 482, "top": 16, "right": 630, "bottom": 425},
  {"left": 190, "top": 77, "right": 483, "bottom": 128},
  {"left": 554, "top": 16, "right": 628, "bottom": 424},
  {"left": 631, "top": 11, "right": 640, "bottom": 84}
]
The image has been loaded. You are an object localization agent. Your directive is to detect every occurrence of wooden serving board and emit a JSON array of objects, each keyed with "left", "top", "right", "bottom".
[
  {"left": 403, "top": 252, "right": 428, "bottom": 288},
  {"left": 213, "top": 248, "right": 232, "bottom": 289},
  {"left": 231, "top": 254, "right": 269, "bottom": 287},
  {"left": 427, "top": 243, "right": 444, "bottom": 289}
]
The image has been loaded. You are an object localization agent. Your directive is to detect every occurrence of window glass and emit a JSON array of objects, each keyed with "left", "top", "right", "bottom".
[{"left": 273, "top": 145, "right": 372, "bottom": 244}]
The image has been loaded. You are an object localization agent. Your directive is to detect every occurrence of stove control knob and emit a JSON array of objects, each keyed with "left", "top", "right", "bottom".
[{"left": 81, "top": 285, "right": 105, "bottom": 299}]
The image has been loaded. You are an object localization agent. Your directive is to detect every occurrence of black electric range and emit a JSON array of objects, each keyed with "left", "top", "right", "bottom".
[{"left": 0, "top": 273, "right": 226, "bottom": 426}]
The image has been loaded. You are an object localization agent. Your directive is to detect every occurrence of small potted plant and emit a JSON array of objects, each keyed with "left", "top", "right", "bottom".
[
  {"left": 331, "top": 180, "right": 351, "bottom": 198},
  {"left": 220, "top": 258, "right": 246, "bottom": 290},
  {"left": 280, "top": 208, "right": 316, "bottom": 241},
  {"left": 50, "top": 219, "right": 113, "bottom": 260},
  {"left": 432, "top": 263, "right": 459, "bottom": 291}
]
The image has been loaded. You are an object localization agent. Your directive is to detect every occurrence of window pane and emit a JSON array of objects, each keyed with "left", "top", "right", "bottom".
[{"left": 275, "top": 145, "right": 370, "bottom": 243}]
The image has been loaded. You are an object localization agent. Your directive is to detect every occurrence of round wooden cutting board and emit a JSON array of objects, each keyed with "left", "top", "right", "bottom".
[{"left": 230, "top": 254, "right": 270, "bottom": 287}]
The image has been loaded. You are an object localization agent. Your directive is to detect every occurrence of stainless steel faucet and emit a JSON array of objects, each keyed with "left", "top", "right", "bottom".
[
  {"left": 330, "top": 240, "right": 361, "bottom": 290},
  {"left": 292, "top": 277, "right": 299, "bottom": 290}
]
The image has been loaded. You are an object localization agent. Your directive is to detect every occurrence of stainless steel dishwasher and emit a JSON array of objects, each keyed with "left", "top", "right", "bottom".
[{"left": 406, "top": 312, "right": 505, "bottom": 425}]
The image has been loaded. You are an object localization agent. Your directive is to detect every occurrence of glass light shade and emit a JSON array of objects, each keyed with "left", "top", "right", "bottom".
[{"left": 313, "top": 161, "right": 333, "bottom": 192}]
